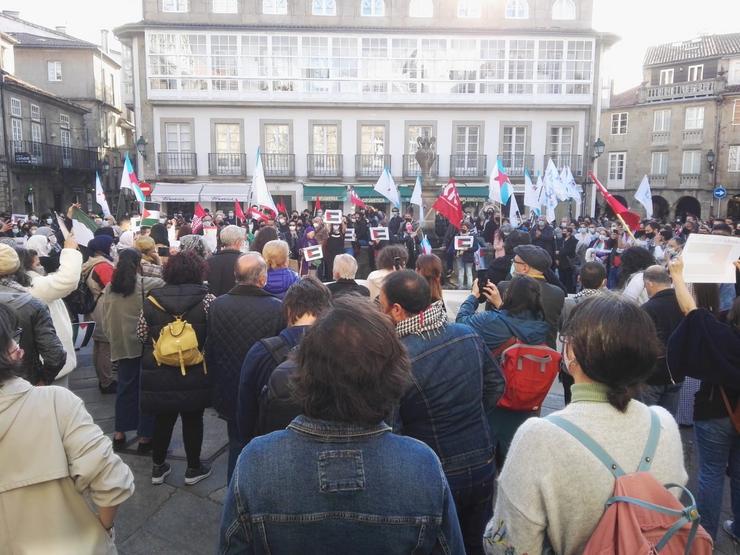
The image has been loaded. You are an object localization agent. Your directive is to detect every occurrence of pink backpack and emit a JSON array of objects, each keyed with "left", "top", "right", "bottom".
[{"left": 547, "top": 409, "right": 713, "bottom": 554}]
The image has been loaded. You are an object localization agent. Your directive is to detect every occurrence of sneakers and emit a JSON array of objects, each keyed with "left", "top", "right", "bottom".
[
  {"left": 184, "top": 464, "right": 212, "bottom": 486},
  {"left": 723, "top": 520, "right": 739, "bottom": 543},
  {"left": 151, "top": 463, "right": 171, "bottom": 485}
]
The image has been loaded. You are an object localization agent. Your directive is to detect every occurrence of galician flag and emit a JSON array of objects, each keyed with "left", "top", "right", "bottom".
[
  {"left": 120, "top": 153, "right": 146, "bottom": 202},
  {"left": 489, "top": 159, "right": 512, "bottom": 205},
  {"left": 634, "top": 175, "right": 653, "bottom": 219},
  {"left": 509, "top": 193, "right": 522, "bottom": 230},
  {"left": 252, "top": 148, "right": 278, "bottom": 215},
  {"left": 545, "top": 158, "right": 567, "bottom": 202},
  {"left": 373, "top": 168, "right": 400, "bottom": 208},
  {"left": 523, "top": 168, "right": 542, "bottom": 215},
  {"left": 561, "top": 166, "right": 581, "bottom": 204},
  {"left": 410, "top": 175, "right": 424, "bottom": 222},
  {"left": 95, "top": 172, "right": 111, "bottom": 217}
]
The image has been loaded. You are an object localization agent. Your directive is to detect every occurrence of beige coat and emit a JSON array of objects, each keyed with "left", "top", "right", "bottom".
[{"left": 0, "top": 378, "right": 135, "bottom": 554}]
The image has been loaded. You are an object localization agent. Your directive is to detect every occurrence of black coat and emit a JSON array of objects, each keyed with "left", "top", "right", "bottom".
[
  {"left": 205, "top": 284, "right": 284, "bottom": 421},
  {"left": 206, "top": 249, "right": 242, "bottom": 297},
  {"left": 326, "top": 279, "right": 370, "bottom": 298},
  {"left": 141, "top": 284, "right": 211, "bottom": 414},
  {"left": 257, "top": 358, "right": 302, "bottom": 437},
  {"left": 641, "top": 289, "right": 685, "bottom": 386}
]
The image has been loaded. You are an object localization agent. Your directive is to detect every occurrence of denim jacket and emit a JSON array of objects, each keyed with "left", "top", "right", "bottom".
[
  {"left": 399, "top": 323, "right": 500, "bottom": 476},
  {"left": 219, "top": 415, "right": 465, "bottom": 555}
]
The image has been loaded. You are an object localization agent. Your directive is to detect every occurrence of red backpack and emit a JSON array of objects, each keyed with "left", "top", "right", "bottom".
[{"left": 493, "top": 338, "right": 561, "bottom": 412}]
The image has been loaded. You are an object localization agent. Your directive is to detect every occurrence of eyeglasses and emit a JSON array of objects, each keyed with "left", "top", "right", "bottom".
[{"left": 13, "top": 328, "right": 22, "bottom": 342}]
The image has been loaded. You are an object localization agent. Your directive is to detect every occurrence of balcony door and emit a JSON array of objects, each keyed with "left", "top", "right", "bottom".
[
  {"left": 360, "top": 124, "right": 386, "bottom": 174},
  {"left": 165, "top": 122, "right": 193, "bottom": 175},
  {"left": 502, "top": 125, "right": 527, "bottom": 173},
  {"left": 215, "top": 123, "right": 241, "bottom": 175},
  {"left": 311, "top": 124, "right": 339, "bottom": 176},
  {"left": 453, "top": 124, "right": 481, "bottom": 174},
  {"left": 60, "top": 129, "right": 72, "bottom": 168}
]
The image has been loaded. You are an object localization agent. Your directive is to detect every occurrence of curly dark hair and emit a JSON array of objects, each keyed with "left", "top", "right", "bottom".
[
  {"left": 617, "top": 246, "right": 655, "bottom": 289},
  {"left": 376, "top": 245, "right": 408, "bottom": 271},
  {"left": 292, "top": 297, "right": 411, "bottom": 425},
  {"left": 251, "top": 226, "right": 278, "bottom": 256},
  {"left": 0, "top": 304, "right": 19, "bottom": 384},
  {"left": 111, "top": 249, "right": 142, "bottom": 297},
  {"left": 163, "top": 250, "right": 207, "bottom": 285}
]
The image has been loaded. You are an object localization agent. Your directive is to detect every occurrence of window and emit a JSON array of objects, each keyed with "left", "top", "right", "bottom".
[
  {"left": 312, "top": 0, "right": 336, "bottom": 15},
  {"left": 505, "top": 0, "right": 528, "bottom": 18},
  {"left": 212, "top": 0, "right": 237, "bottom": 12},
  {"left": 312, "top": 124, "right": 339, "bottom": 154},
  {"left": 732, "top": 99, "right": 740, "bottom": 125},
  {"left": 565, "top": 40, "right": 593, "bottom": 94},
  {"left": 659, "top": 68, "right": 673, "bottom": 85},
  {"left": 47, "top": 61, "right": 62, "bottom": 81},
  {"left": 165, "top": 122, "right": 192, "bottom": 152},
  {"left": 650, "top": 152, "right": 668, "bottom": 175},
  {"left": 31, "top": 122, "right": 42, "bottom": 143},
  {"left": 653, "top": 109, "right": 671, "bottom": 132},
  {"left": 162, "top": 0, "right": 188, "bottom": 11},
  {"left": 11, "top": 118, "right": 22, "bottom": 145},
  {"left": 406, "top": 124, "right": 433, "bottom": 153},
  {"left": 549, "top": 126, "right": 573, "bottom": 155},
  {"left": 263, "top": 123, "right": 291, "bottom": 153},
  {"left": 302, "top": 37, "right": 330, "bottom": 92},
  {"left": 458, "top": 0, "right": 481, "bottom": 17},
  {"left": 729, "top": 145, "right": 740, "bottom": 172},
  {"left": 109, "top": 74, "right": 116, "bottom": 105},
  {"left": 681, "top": 150, "right": 701, "bottom": 174},
  {"left": 729, "top": 60, "right": 740, "bottom": 85},
  {"left": 687, "top": 64, "right": 703, "bottom": 82},
  {"left": 684, "top": 106, "right": 704, "bottom": 129},
  {"left": 263, "top": 0, "right": 287, "bottom": 14},
  {"left": 610, "top": 112, "right": 628, "bottom": 135},
  {"left": 361, "top": 0, "right": 385, "bottom": 16},
  {"left": 30, "top": 104, "right": 40, "bottom": 122},
  {"left": 552, "top": 0, "right": 575, "bottom": 19},
  {"left": 502, "top": 126, "right": 527, "bottom": 168},
  {"left": 536, "top": 40, "right": 563, "bottom": 94},
  {"left": 60, "top": 128, "right": 71, "bottom": 165},
  {"left": 361, "top": 38, "right": 389, "bottom": 93},
  {"left": 480, "top": 39, "right": 506, "bottom": 94},
  {"left": 508, "top": 39, "right": 534, "bottom": 94},
  {"left": 608, "top": 152, "right": 626, "bottom": 184},
  {"left": 360, "top": 124, "right": 386, "bottom": 155},
  {"left": 453, "top": 124, "right": 481, "bottom": 173},
  {"left": 10, "top": 97, "right": 21, "bottom": 117},
  {"left": 409, "top": 0, "right": 433, "bottom": 17},
  {"left": 211, "top": 35, "right": 238, "bottom": 90},
  {"left": 59, "top": 113, "right": 70, "bottom": 129},
  {"left": 214, "top": 123, "right": 241, "bottom": 174}
]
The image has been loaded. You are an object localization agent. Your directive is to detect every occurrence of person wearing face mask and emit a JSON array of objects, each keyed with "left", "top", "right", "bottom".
[
  {"left": 206, "top": 225, "right": 246, "bottom": 297},
  {"left": 324, "top": 222, "right": 346, "bottom": 282},
  {"left": 557, "top": 227, "right": 578, "bottom": 294},
  {"left": 530, "top": 219, "right": 556, "bottom": 264},
  {"left": 28, "top": 227, "right": 61, "bottom": 274}
]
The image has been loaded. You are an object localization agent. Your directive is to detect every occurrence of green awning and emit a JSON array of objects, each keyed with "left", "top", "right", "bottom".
[
  {"left": 302, "top": 185, "right": 347, "bottom": 201},
  {"left": 353, "top": 186, "right": 414, "bottom": 202},
  {"left": 456, "top": 186, "right": 489, "bottom": 200}
]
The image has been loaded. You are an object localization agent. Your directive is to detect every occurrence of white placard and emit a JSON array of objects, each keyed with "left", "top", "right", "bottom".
[
  {"left": 11, "top": 213, "right": 27, "bottom": 223},
  {"left": 303, "top": 244, "right": 324, "bottom": 261},
  {"left": 681, "top": 234, "right": 740, "bottom": 284},
  {"left": 130, "top": 216, "right": 141, "bottom": 233},
  {"left": 345, "top": 228, "right": 356, "bottom": 242},
  {"left": 454, "top": 236, "right": 475, "bottom": 250},
  {"left": 370, "top": 227, "right": 389, "bottom": 242},
  {"left": 202, "top": 225, "right": 218, "bottom": 253},
  {"left": 324, "top": 209, "right": 343, "bottom": 225}
]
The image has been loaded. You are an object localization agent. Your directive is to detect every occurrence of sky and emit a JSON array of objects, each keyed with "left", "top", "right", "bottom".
[{"left": 4, "top": 0, "right": 740, "bottom": 93}]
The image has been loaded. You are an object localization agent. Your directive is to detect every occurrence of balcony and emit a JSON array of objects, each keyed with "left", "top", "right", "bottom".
[
  {"left": 10, "top": 140, "right": 97, "bottom": 171},
  {"left": 543, "top": 154, "right": 584, "bottom": 176},
  {"left": 679, "top": 173, "right": 700, "bottom": 188},
  {"left": 157, "top": 152, "right": 197, "bottom": 176},
  {"left": 402, "top": 154, "right": 439, "bottom": 179},
  {"left": 651, "top": 131, "right": 670, "bottom": 146},
  {"left": 208, "top": 153, "right": 246, "bottom": 177},
  {"left": 682, "top": 129, "right": 703, "bottom": 145},
  {"left": 307, "top": 154, "right": 343, "bottom": 179},
  {"left": 496, "top": 154, "right": 535, "bottom": 177},
  {"left": 648, "top": 174, "right": 667, "bottom": 188},
  {"left": 639, "top": 79, "right": 721, "bottom": 103},
  {"left": 355, "top": 154, "right": 391, "bottom": 179},
  {"left": 449, "top": 154, "right": 487, "bottom": 180},
  {"left": 261, "top": 153, "right": 295, "bottom": 178}
]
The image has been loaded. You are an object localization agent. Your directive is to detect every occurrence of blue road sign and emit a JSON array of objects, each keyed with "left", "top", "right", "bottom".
[{"left": 713, "top": 186, "right": 727, "bottom": 200}]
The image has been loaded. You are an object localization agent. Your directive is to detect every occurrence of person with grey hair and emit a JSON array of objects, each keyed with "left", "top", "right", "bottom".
[
  {"left": 205, "top": 252, "right": 285, "bottom": 481},
  {"left": 179, "top": 234, "right": 210, "bottom": 259},
  {"left": 635, "top": 264, "right": 685, "bottom": 417},
  {"left": 326, "top": 254, "right": 370, "bottom": 298},
  {"left": 207, "top": 225, "right": 246, "bottom": 297}
]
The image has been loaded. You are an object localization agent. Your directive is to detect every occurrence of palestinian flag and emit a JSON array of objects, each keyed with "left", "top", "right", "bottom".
[
  {"left": 70, "top": 206, "right": 98, "bottom": 247},
  {"left": 72, "top": 321, "right": 95, "bottom": 351},
  {"left": 141, "top": 202, "right": 161, "bottom": 226}
]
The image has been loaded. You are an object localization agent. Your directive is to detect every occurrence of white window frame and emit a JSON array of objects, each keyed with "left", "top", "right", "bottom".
[
  {"left": 409, "top": 0, "right": 433, "bottom": 17},
  {"left": 162, "top": 0, "right": 188, "bottom": 12},
  {"left": 729, "top": 60, "right": 740, "bottom": 86},
  {"left": 659, "top": 68, "right": 674, "bottom": 85},
  {"left": 684, "top": 106, "right": 704, "bottom": 130},
  {"left": 263, "top": 0, "right": 288, "bottom": 14},
  {"left": 681, "top": 150, "right": 701, "bottom": 174},
  {"left": 610, "top": 112, "right": 628, "bottom": 135},
  {"left": 361, "top": 0, "right": 385, "bottom": 16},
  {"left": 732, "top": 99, "right": 740, "bottom": 126},
  {"left": 11, "top": 118, "right": 22, "bottom": 144},
  {"left": 59, "top": 113, "right": 70, "bottom": 129},
  {"left": 653, "top": 109, "right": 671, "bottom": 132},
  {"left": 31, "top": 121, "right": 42, "bottom": 144},
  {"left": 165, "top": 122, "right": 193, "bottom": 152},
  {"left": 212, "top": 0, "right": 237, "bottom": 12},
  {"left": 650, "top": 152, "right": 668, "bottom": 175},
  {"left": 458, "top": 0, "right": 481, "bottom": 17},
  {"left": 30, "top": 104, "right": 40, "bottom": 121},
  {"left": 687, "top": 64, "right": 703, "bottom": 82},
  {"left": 729, "top": 145, "right": 740, "bottom": 172},
  {"left": 10, "top": 97, "right": 21, "bottom": 117},
  {"left": 312, "top": 0, "right": 337, "bottom": 15},
  {"left": 552, "top": 0, "right": 575, "bottom": 20},
  {"left": 47, "top": 61, "right": 62, "bottom": 82},
  {"left": 607, "top": 152, "right": 626, "bottom": 185},
  {"left": 504, "top": 0, "right": 528, "bottom": 18}
]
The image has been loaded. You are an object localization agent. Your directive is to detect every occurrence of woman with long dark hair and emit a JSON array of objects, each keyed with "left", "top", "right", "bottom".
[
  {"left": 103, "top": 249, "right": 164, "bottom": 452},
  {"left": 415, "top": 254, "right": 444, "bottom": 305},
  {"left": 150, "top": 223, "right": 171, "bottom": 263}
]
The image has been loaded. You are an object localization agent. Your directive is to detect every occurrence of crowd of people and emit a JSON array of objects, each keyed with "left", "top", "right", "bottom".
[{"left": 0, "top": 202, "right": 737, "bottom": 554}]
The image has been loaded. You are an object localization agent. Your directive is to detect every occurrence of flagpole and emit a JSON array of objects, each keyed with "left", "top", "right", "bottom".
[{"left": 615, "top": 213, "right": 636, "bottom": 241}]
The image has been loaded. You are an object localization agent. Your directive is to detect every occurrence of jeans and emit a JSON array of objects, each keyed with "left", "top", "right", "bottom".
[
  {"left": 115, "top": 357, "right": 154, "bottom": 437},
  {"left": 487, "top": 406, "right": 536, "bottom": 469},
  {"left": 634, "top": 383, "right": 683, "bottom": 420},
  {"left": 152, "top": 409, "right": 205, "bottom": 469},
  {"left": 457, "top": 261, "right": 474, "bottom": 289},
  {"left": 694, "top": 418, "right": 740, "bottom": 539},
  {"left": 227, "top": 420, "right": 245, "bottom": 483},
  {"left": 447, "top": 461, "right": 495, "bottom": 555}
]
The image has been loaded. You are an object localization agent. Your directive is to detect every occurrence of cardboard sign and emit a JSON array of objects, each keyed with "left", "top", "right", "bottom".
[
  {"left": 345, "top": 228, "right": 356, "bottom": 242},
  {"left": 454, "top": 236, "right": 475, "bottom": 250},
  {"left": 11, "top": 213, "right": 27, "bottom": 223},
  {"left": 681, "top": 234, "right": 740, "bottom": 283},
  {"left": 303, "top": 244, "right": 323, "bottom": 261},
  {"left": 324, "top": 209, "right": 343, "bottom": 225},
  {"left": 370, "top": 227, "right": 389, "bottom": 242},
  {"left": 202, "top": 225, "right": 218, "bottom": 253},
  {"left": 130, "top": 216, "right": 142, "bottom": 233}
]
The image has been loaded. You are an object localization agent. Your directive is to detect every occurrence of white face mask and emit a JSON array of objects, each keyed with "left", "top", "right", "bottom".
[
  {"left": 45, "top": 218, "right": 53, "bottom": 225},
  {"left": 510, "top": 261, "right": 518, "bottom": 278},
  {"left": 48, "top": 236, "right": 57, "bottom": 246}
]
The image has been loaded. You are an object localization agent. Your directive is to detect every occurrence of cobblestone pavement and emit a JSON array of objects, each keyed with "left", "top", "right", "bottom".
[{"left": 71, "top": 334, "right": 736, "bottom": 554}]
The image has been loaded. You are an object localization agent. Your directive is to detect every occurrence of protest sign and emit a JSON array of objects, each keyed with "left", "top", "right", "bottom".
[
  {"left": 454, "top": 236, "right": 475, "bottom": 250},
  {"left": 303, "top": 244, "right": 324, "bottom": 261},
  {"left": 324, "top": 210, "right": 342, "bottom": 225},
  {"left": 370, "top": 227, "right": 389, "bottom": 242},
  {"left": 681, "top": 234, "right": 740, "bottom": 283}
]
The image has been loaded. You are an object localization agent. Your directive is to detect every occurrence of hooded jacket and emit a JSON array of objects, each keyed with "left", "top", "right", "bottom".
[
  {"left": 0, "top": 280, "right": 66, "bottom": 384},
  {"left": 0, "top": 378, "right": 134, "bottom": 553}
]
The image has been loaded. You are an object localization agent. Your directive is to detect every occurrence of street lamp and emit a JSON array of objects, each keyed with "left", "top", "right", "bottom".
[
  {"left": 135, "top": 135, "right": 148, "bottom": 160},
  {"left": 100, "top": 158, "right": 111, "bottom": 175},
  {"left": 592, "top": 138, "right": 606, "bottom": 160},
  {"left": 706, "top": 149, "right": 715, "bottom": 172}
]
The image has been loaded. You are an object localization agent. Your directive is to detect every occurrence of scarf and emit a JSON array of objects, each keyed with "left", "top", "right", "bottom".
[
  {"left": 0, "top": 277, "right": 28, "bottom": 293},
  {"left": 396, "top": 300, "right": 447, "bottom": 339},
  {"left": 574, "top": 288, "right": 600, "bottom": 300}
]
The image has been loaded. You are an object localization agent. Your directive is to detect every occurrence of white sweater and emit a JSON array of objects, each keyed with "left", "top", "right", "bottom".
[
  {"left": 484, "top": 383, "right": 688, "bottom": 555},
  {"left": 27, "top": 248, "right": 83, "bottom": 379}
]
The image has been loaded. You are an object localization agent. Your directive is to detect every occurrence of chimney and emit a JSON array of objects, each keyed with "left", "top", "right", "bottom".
[
  {"left": 2, "top": 10, "right": 20, "bottom": 17},
  {"left": 55, "top": 25, "right": 67, "bottom": 34},
  {"left": 100, "top": 30, "right": 109, "bottom": 53}
]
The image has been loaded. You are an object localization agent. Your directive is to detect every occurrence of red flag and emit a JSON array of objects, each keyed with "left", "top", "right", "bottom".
[
  {"left": 348, "top": 187, "right": 367, "bottom": 209},
  {"left": 314, "top": 197, "right": 321, "bottom": 213},
  {"left": 588, "top": 171, "right": 641, "bottom": 232},
  {"left": 234, "top": 200, "right": 246, "bottom": 224},
  {"left": 249, "top": 207, "right": 267, "bottom": 222},
  {"left": 276, "top": 200, "right": 287, "bottom": 215},
  {"left": 192, "top": 202, "right": 206, "bottom": 233},
  {"left": 432, "top": 179, "right": 464, "bottom": 230}
]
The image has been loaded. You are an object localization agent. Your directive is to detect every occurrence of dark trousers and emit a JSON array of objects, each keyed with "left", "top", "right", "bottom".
[
  {"left": 152, "top": 409, "right": 204, "bottom": 469},
  {"left": 448, "top": 462, "right": 495, "bottom": 555},
  {"left": 115, "top": 357, "right": 154, "bottom": 437},
  {"left": 559, "top": 268, "right": 575, "bottom": 294},
  {"left": 227, "top": 420, "right": 245, "bottom": 484}
]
